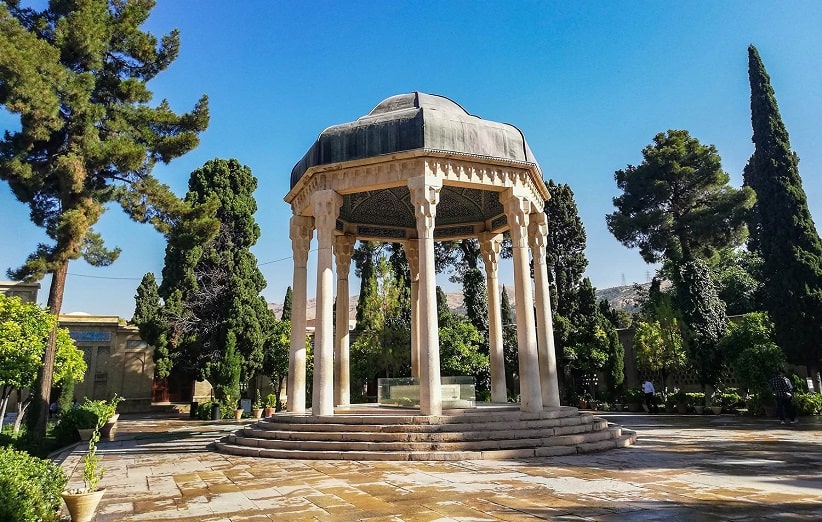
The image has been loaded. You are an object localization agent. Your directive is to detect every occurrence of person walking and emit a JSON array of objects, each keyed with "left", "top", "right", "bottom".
[
  {"left": 642, "top": 380, "right": 659, "bottom": 413},
  {"left": 771, "top": 369, "right": 798, "bottom": 425}
]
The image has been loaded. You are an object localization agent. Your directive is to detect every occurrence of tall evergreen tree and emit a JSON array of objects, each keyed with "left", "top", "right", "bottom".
[
  {"left": 607, "top": 130, "right": 754, "bottom": 265},
  {"left": 353, "top": 241, "right": 379, "bottom": 330},
  {"left": 674, "top": 259, "right": 727, "bottom": 398},
  {"left": 544, "top": 181, "right": 588, "bottom": 317},
  {"left": 0, "top": 1, "right": 209, "bottom": 437},
  {"left": 155, "top": 159, "right": 269, "bottom": 404},
  {"left": 745, "top": 45, "right": 822, "bottom": 379},
  {"left": 281, "top": 286, "right": 293, "bottom": 321}
]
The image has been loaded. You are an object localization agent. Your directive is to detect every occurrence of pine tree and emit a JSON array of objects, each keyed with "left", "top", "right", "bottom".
[
  {"left": 0, "top": 1, "right": 209, "bottom": 437},
  {"left": 608, "top": 130, "right": 754, "bottom": 265},
  {"left": 745, "top": 45, "right": 822, "bottom": 378}
]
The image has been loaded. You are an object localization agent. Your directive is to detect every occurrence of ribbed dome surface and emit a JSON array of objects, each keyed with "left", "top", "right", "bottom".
[{"left": 290, "top": 92, "right": 538, "bottom": 188}]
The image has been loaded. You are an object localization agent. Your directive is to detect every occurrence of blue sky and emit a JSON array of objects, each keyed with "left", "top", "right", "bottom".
[{"left": 2, "top": 1, "right": 822, "bottom": 318}]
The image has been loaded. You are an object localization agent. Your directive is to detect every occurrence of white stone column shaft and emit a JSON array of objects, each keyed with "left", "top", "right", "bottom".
[
  {"left": 404, "top": 241, "right": 421, "bottom": 379},
  {"left": 479, "top": 232, "right": 507, "bottom": 404},
  {"left": 529, "top": 211, "right": 560, "bottom": 408},
  {"left": 334, "top": 235, "right": 355, "bottom": 407},
  {"left": 288, "top": 215, "right": 313, "bottom": 414},
  {"left": 408, "top": 175, "right": 443, "bottom": 416},
  {"left": 311, "top": 190, "right": 342, "bottom": 416},
  {"left": 501, "top": 189, "right": 543, "bottom": 413}
]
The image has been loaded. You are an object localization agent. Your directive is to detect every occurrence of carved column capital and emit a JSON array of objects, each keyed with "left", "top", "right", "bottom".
[
  {"left": 290, "top": 215, "right": 314, "bottom": 266},
  {"left": 527, "top": 211, "right": 548, "bottom": 259},
  {"left": 334, "top": 235, "right": 356, "bottom": 276},
  {"left": 408, "top": 176, "right": 443, "bottom": 239},
  {"left": 500, "top": 189, "right": 533, "bottom": 248},
  {"left": 478, "top": 232, "right": 503, "bottom": 273},
  {"left": 403, "top": 240, "right": 420, "bottom": 282},
  {"left": 311, "top": 190, "right": 342, "bottom": 238}
]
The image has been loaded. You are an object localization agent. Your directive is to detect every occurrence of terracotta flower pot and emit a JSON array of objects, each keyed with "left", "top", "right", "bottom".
[
  {"left": 252, "top": 408, "right": 264, "bottom": 419},
  {"left": 62, "top": 488, "right": 105, "bottom": 522},
  {"left": 234, "top": 408, "right": 244, "bottom": 420},
  {"left": 263, "top": 407, "right": 275, "bottom": 417}
]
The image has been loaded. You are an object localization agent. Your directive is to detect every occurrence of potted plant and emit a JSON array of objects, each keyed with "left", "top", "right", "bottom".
[
  {"left": 264, "top": 393, "right": 277, "bottom": 417},
  {"left": 670, "top": 389, "right": 688, "bottom": 414},
  {"left": 625, "top": 387, "right": 644, "bottom": 412},
  {"left": 234, "top": 397, "right": 245, "bottom": 421},
  {"left": 99, "top": 394, "right": 124, "bottom": 439},
  {"left": 61, "top": 421, "right": 106, "bottom": 522},
  {"left": 686, "top": 392, "right": 705, "bottom": 414},
  {"left": 252, "top": 397, "right": 264, "bottom": 419}
]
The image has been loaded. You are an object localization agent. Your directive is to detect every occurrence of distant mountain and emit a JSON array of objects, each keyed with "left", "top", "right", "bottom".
[{"left": 269, "top": 283, "right": 649, "bottom": 320}]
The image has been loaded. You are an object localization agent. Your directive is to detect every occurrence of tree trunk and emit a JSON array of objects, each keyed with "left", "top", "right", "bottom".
[
  {"left": 31, "top": 261, "right": 69, "bottom": 440},
  {"left": 13, "top": 392, "right": 31, "bottom": 435}
]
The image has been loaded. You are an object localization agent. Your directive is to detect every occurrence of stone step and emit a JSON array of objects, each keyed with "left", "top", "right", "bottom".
[
  {"left": 214, "top": 406, "right": 636, "bottom": 461},
  {"left": 227, "top": 425, "right": 619, "bottom": 453},
  {"left": 215, "top": 431, "right": 636, "bottom": 461},
  {"left": 240, "top": 418, "right": 609, "bottom": 443}
]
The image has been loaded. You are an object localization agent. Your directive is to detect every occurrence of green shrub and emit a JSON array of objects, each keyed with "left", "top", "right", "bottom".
[
  {"left": 685, "top": 392, "right": 705, "bottom": 408},
  {"left": 719, "top": 391, "right": 742, "bottom": 410},
  {"left": 0, "top": 447, "right": 67, "bottom": 522},
  {"left": 625, "top": 387, "right": 645, "bottom": 403},
  {"left": 265, "top": 394, "right": 278, "bottom": 408},
  {"left": 195, "top": 401, "right": 234, "bottom": 420},
  {"left": 53, "top": 408, "right": 98, "bottom": 446},
  {"left": 794, "top": 393, "right": 822, "bottom": 416}
]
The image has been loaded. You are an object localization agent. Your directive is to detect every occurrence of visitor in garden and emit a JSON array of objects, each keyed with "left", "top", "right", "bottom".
[
  {"left": 771, "top": 369, "right": 798, "bottom": 425},
  {"left": 642, "top": 380, "right": 659, "bottom": 413}
]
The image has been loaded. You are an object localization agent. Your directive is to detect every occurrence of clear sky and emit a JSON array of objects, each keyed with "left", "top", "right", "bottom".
[{"left": 2, "top": 1, "right": 822, "bottom": 319}]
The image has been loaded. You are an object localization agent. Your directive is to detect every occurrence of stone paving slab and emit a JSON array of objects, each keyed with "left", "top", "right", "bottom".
[{"left": 57, "top": 412, "right": 822, "bottom": 521}]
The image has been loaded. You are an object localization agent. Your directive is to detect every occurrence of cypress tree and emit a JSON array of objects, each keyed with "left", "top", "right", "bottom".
[
  {"left": 745, "top": 45, "right": 822, "bottom": 378},
  {"left": 544, "top": 181, "right": 588, "bottom": 317},
  {"left": 281, "top": 287, "right": 293, "bottom": 321},
  {"left": 157, "top": 159, "right": 270, "bottom": 404}
]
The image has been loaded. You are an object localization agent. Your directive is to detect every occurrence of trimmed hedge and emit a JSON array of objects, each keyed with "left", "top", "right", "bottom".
[{"left": 0, "top": 447, "right": 67, "bottom": 522}]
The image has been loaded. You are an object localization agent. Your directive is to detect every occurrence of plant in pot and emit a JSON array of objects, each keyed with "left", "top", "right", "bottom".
[
  {"left": 264, "top": 393, "right": 277, "bottom": 417},
  {"left": 625, "top": 387, "right": 644, "bottom": 412},
  {"left": 252, "top": 396, "right": 264, "bottom": 419},
  {"left": 61, "top": 420, "right": 106, "bottom": 522},
  {"left": 669, "top": 388, "right": 688, "bottom": 413}
]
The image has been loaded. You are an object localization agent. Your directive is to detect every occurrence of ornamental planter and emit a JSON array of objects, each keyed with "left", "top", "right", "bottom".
[
  {"left": 77, "top": 428, "right": 95, "bottom": 442},
  {"left": 252, "top": 408, "right": 264, "bottom": 419},
  {"left": 100, "top": 414, "right": 119, "bottom": 439},
  {"left": 234, "top": 408, "right": 244, "bottom": 421},
  {"left": 62, "top": 488, "right": 106, "bottom": 522},
  {"left": 263, "top": 407, "right": 275, "bottom": 417},
  {"left": 710, "top": 406, "right": 723, "bottom": 415}
]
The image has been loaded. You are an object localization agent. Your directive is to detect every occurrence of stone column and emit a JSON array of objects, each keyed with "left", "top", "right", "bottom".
[
  {"left": 408, "top": 175, "right": 443, "bottom": 416},
  {"left": 479, "top": 232, "right": 507, "bottom": 404},
  {"left": 311, "top": 190, "right": 342, "bottom": 416},
  {"left": 288, "top": 215, "right": 313, "bottom": 414},
  {"left": 334, "top": 234, "right": 355, "bottom": 407},
  {"left": 404, "top": 240, "right": 421, "bottom": 379},
  {"left": 529, "top": 211, "right": 560, "bottom": 408},
  {"left": 501, "top": 188, "right": 543, "bottom": 413}
]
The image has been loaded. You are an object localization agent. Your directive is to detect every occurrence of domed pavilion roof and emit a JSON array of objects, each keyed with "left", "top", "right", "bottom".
[{"left": 290, "top": 92, "right": 539, "bottom": 189}]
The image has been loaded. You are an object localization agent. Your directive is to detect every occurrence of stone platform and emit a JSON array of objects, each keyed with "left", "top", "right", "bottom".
[{"left": 215, "top": 404, "right": 636, "bottom": 460}]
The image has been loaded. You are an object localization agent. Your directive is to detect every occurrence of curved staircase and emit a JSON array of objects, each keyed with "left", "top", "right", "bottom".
[{"left": 215, "top": 405, "right": 636, "bottom": 461}]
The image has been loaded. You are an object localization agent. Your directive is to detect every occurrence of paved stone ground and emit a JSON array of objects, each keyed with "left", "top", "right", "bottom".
[{"left": 56, "top": 412, "right": 822, "bottom": 521}]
